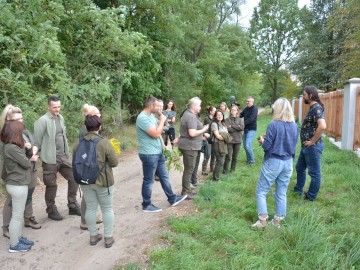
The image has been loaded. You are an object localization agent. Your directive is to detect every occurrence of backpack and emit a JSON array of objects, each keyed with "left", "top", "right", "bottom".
[{"left": 72, "top": 136, "right": 104, "bottom": 185}]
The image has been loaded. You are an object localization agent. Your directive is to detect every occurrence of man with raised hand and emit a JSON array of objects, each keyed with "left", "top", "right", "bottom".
[{"left": 136, "top": 97, "right": 186, "bottom": 213}]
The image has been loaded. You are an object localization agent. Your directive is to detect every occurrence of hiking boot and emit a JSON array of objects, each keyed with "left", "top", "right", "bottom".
[
  {"left": 182, "top": 192, "right": 197, "bottom": 200},
  {"left": 80, "top": 223, "right": 88, "bottom": 230},
  {"left": 48, "top": 208, "right": 63, "bottom": 221},
  {"left": 90, "top": 233, "right": 103, "bottom": 246},
  {"left": 19, "top": 236, "right": 34, "bottom": 246},
  {"left": 69, "top": 207, "right": 81, "bottom": 216},
  {"left": 2, "top": 226, "right": 10, "bottom": 239},
  {"left": 171, "top": 195, "right": 187, "bottom": 207},
  {"left": 24, "top": 216, "right": 42, "bottom": 229},
  {"left": 9, "top": 241, "right": 32, "bottom": 253},
  {"left": 142, "top": 204, "right": 162, "bottom": 213},
  {"left": 104, "top": 236, "right": 114, "bottom": 248},
  {"left": 201, "top": 172, "right": 209, "bottom": 175}
]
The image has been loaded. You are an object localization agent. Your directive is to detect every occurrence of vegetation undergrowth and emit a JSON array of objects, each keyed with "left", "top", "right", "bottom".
[{"left": 144, "top": 114, "right": 360, "bottom": 269}]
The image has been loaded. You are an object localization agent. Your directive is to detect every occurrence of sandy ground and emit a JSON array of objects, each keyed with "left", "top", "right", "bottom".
[{"left": 0, "top": 151, "right": 194, "bottom": 270}]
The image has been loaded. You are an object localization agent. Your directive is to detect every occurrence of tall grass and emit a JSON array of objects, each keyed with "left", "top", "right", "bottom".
[{"left": 144, "top": 114, "right": 360, "bottom": 269}]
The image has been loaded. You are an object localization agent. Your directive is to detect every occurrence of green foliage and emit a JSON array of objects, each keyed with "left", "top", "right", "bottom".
[
  {"left": 290, "top": 0, "right": 344, "bottom": 91},
  {"left": 139, "top": 115, "right": 360, "bottom": 269},
  {"left": 250, "top": 0, "right": 303, "bottom": 102}
]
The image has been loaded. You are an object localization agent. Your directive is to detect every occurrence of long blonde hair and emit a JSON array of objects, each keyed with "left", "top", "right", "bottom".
[
  {"left": 0, "top": 104, "right": 23, "bottom": 129},
  {"left": 272, "top": 98, "right": 294, "bottom": 122}
]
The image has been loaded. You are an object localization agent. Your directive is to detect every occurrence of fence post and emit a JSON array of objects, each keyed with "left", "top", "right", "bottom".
[
  {"left": 341, "top": 78, "right": 360, "bottom": 150},
  {"left": 298, "top": 96, "right": 303, "bottom": 124},
  {"left": 292, "top": 98, "right": 295, "bottom": 114}
]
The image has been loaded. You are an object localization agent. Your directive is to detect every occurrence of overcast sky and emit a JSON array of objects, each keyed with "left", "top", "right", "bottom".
[{"left": 239, "top": 0, "right": 311, "bottom": 29}]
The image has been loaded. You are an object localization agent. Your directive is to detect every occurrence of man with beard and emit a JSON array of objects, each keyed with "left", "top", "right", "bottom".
[{"left": 294, "top": 86, "right": 327, "bottom": 201}]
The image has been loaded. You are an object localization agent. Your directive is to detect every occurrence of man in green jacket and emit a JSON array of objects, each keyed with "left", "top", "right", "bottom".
[{"left": 34, "top": 96, "right": 80, "bottom": 221}]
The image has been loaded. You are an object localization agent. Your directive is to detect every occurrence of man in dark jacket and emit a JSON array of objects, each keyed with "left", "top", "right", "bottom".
[{"left": 240, "top": 96, "right": 258, "bottom": 165}]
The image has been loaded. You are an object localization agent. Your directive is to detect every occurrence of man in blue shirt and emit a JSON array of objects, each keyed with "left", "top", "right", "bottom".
[
  {"left": 136, "top": 97, "right": 186, "bottom": 213},
  {"left": 294, "top": 86, "right": 327, "bottom": 201},
  {"left": 240, "top": 96, "right": 258, "bottom": 165}
]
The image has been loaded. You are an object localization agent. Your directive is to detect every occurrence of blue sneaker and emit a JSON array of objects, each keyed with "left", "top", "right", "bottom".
[
  {"left": 142, "top": 204, "right": 162, "bottom": 213},
  {"left": 19, "top": 236, "right": 34, "bottom": 246},
  {"left": 9, "top": 241, "right": 31, "bottom": 253},
  {"left": 171, "top": 195, "right": 187, "bottom": 206}
]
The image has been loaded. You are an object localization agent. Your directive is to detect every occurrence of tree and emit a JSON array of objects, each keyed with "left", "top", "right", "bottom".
[
  {"left": 250, "top": 0, "right": 303, "bottom": 102},
  {"left": 290, "top": 0, "right": 343, "bottom": 91}
]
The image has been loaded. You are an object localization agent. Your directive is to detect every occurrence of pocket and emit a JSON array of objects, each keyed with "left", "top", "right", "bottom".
[{"left": 265, "top": 158, "right": 281, "bottom": 171}]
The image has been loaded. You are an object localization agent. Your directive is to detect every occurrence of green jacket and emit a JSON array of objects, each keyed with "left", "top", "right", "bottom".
[
  {"left": 74, "top": 132, "right": 119, "bottom": 187},
  {"left": 34, "top": 112, "right": 70, "bottom": 164},
  {"left": 3, "top": 144, "right": 31, "bottom": 186}
]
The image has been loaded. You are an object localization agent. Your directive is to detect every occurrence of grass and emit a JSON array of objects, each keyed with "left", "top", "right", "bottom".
[{"left": 139, "top": 113, "right": 360, "bottom": 269}]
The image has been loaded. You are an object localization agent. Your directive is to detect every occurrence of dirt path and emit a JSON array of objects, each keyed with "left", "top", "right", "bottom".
[{"left": 0, "top": 151, "right": 191, "bottom": 269}]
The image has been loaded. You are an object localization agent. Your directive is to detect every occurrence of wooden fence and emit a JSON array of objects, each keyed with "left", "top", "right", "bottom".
[{"left": 291, "top": 84, "right": 360, "bottom": 151}]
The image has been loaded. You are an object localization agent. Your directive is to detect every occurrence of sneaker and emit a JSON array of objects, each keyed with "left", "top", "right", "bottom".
[
  {"left": 9, "top": 242, "right": 32, "bottom": 253},
  {"left": 171, "top": 195, "right": 187, "bottom": 207},
  {"left": 142, "top": 204, "right": 162, "bottom": 213},
  {"left": 2, "top": 226, "right": 10, "bottom": 239},
  {"left": 48, "top": 208, "right": 63, "bottom": 221},
  {"left": 19, "top": 236, "right": 34, "bottom": 246},
  {"left": 304, "top": 192, "right": 315, "bottom": 201},
  {"left": 201, "top": 172, "right": 208, "bottom": 175},
  {"left": 270, "top": 219, "right": 281, "bottom": 228},
  {"left": 90, "top": 233, "right": 103, "bottom": 246},
  {"left": 24, "top": 216, "right": 42, "bottom": 229},
  {"left": 80, "top": 223, "right": 88, "bottom": 230},
  {"left": 182, "top": 192, "right": 197, "bottom": 200},
  {"left": 251, "top": 220, "right": 267, "bottom": 228}
]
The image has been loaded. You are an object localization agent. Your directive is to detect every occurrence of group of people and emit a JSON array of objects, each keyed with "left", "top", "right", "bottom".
[
  {"left": 135, "top": 95, "right": 258, "bottom": 210},
  {"left": 0, "top": 85, "right": 326, "bottom": 253},
  {"left": 136, "top": 86, "right": 326, "bottom": 231},
  {"left": 0, "top": 96, "right": 118, "bottom": 253}
]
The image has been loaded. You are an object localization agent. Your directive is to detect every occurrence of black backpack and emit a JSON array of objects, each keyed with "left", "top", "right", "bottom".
[{"left": 72, "top": 136, "right": 104, "bottom": 185}]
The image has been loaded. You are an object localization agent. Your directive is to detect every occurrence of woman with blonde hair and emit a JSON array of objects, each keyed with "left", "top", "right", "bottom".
[
  {"left": 252, "top": 98, "right": 298, "bottom": 228},
  {"left": 219, "top": 102, "right": 230, "bottom": 120},
  {"left": 79, "top": 104, "right": 103, "bottom": 230},
  {"left": 1, "top": 105, "right": 41, "bottom": 241}
]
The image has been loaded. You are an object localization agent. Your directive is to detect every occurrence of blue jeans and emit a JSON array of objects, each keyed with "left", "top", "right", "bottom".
[
  {"left": 243, "top": 130, "right": 256, "bottom": 163},
  {"left": 256, "top": 158, "right": 293, "bottom": 219},
  {"left": 294, "top": 142, "right": 324, "bottom": 200},
  {"left": 139, "top": 154, "right": 176, "bottom": 207}
]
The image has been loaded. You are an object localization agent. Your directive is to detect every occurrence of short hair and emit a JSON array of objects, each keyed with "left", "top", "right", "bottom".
[
  {"left": 85, "top": 115, "right": 102, "bottom": 132},
  {"left": 230, "top": 105, "right": 239, "bottom": 111},
  {"left": 0, "top": 120, "right": 25, "bottom": 148},
  {"left": 81, "top": 104, "right": 100, "bottom": 117},
  {"left": 0, "top": 104, "right": 23, "bottom": 129},
  {"left": 187, "top": 97, "right": 201, "bottom": 109},
  {"left": 145, "top": 97, "right": 158, "bottom": 108},
  {"left": 272, "top": 98, "right": 294, "bottom": 122},
  {"left": 48, "top": 95, "right": 60, "bottom": 105},
  {"left": 246, "top": 96, "right": 254, "bottom": 101}
]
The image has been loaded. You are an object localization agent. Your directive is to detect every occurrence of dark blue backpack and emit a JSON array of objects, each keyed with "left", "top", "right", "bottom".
[{"left": 72, "top": 136, "right": 103, "bottom": 185}]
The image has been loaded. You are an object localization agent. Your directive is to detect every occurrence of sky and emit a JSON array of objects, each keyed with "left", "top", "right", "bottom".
[{"left": 239, "top": 0, "right": 311, "bottom": 29}]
